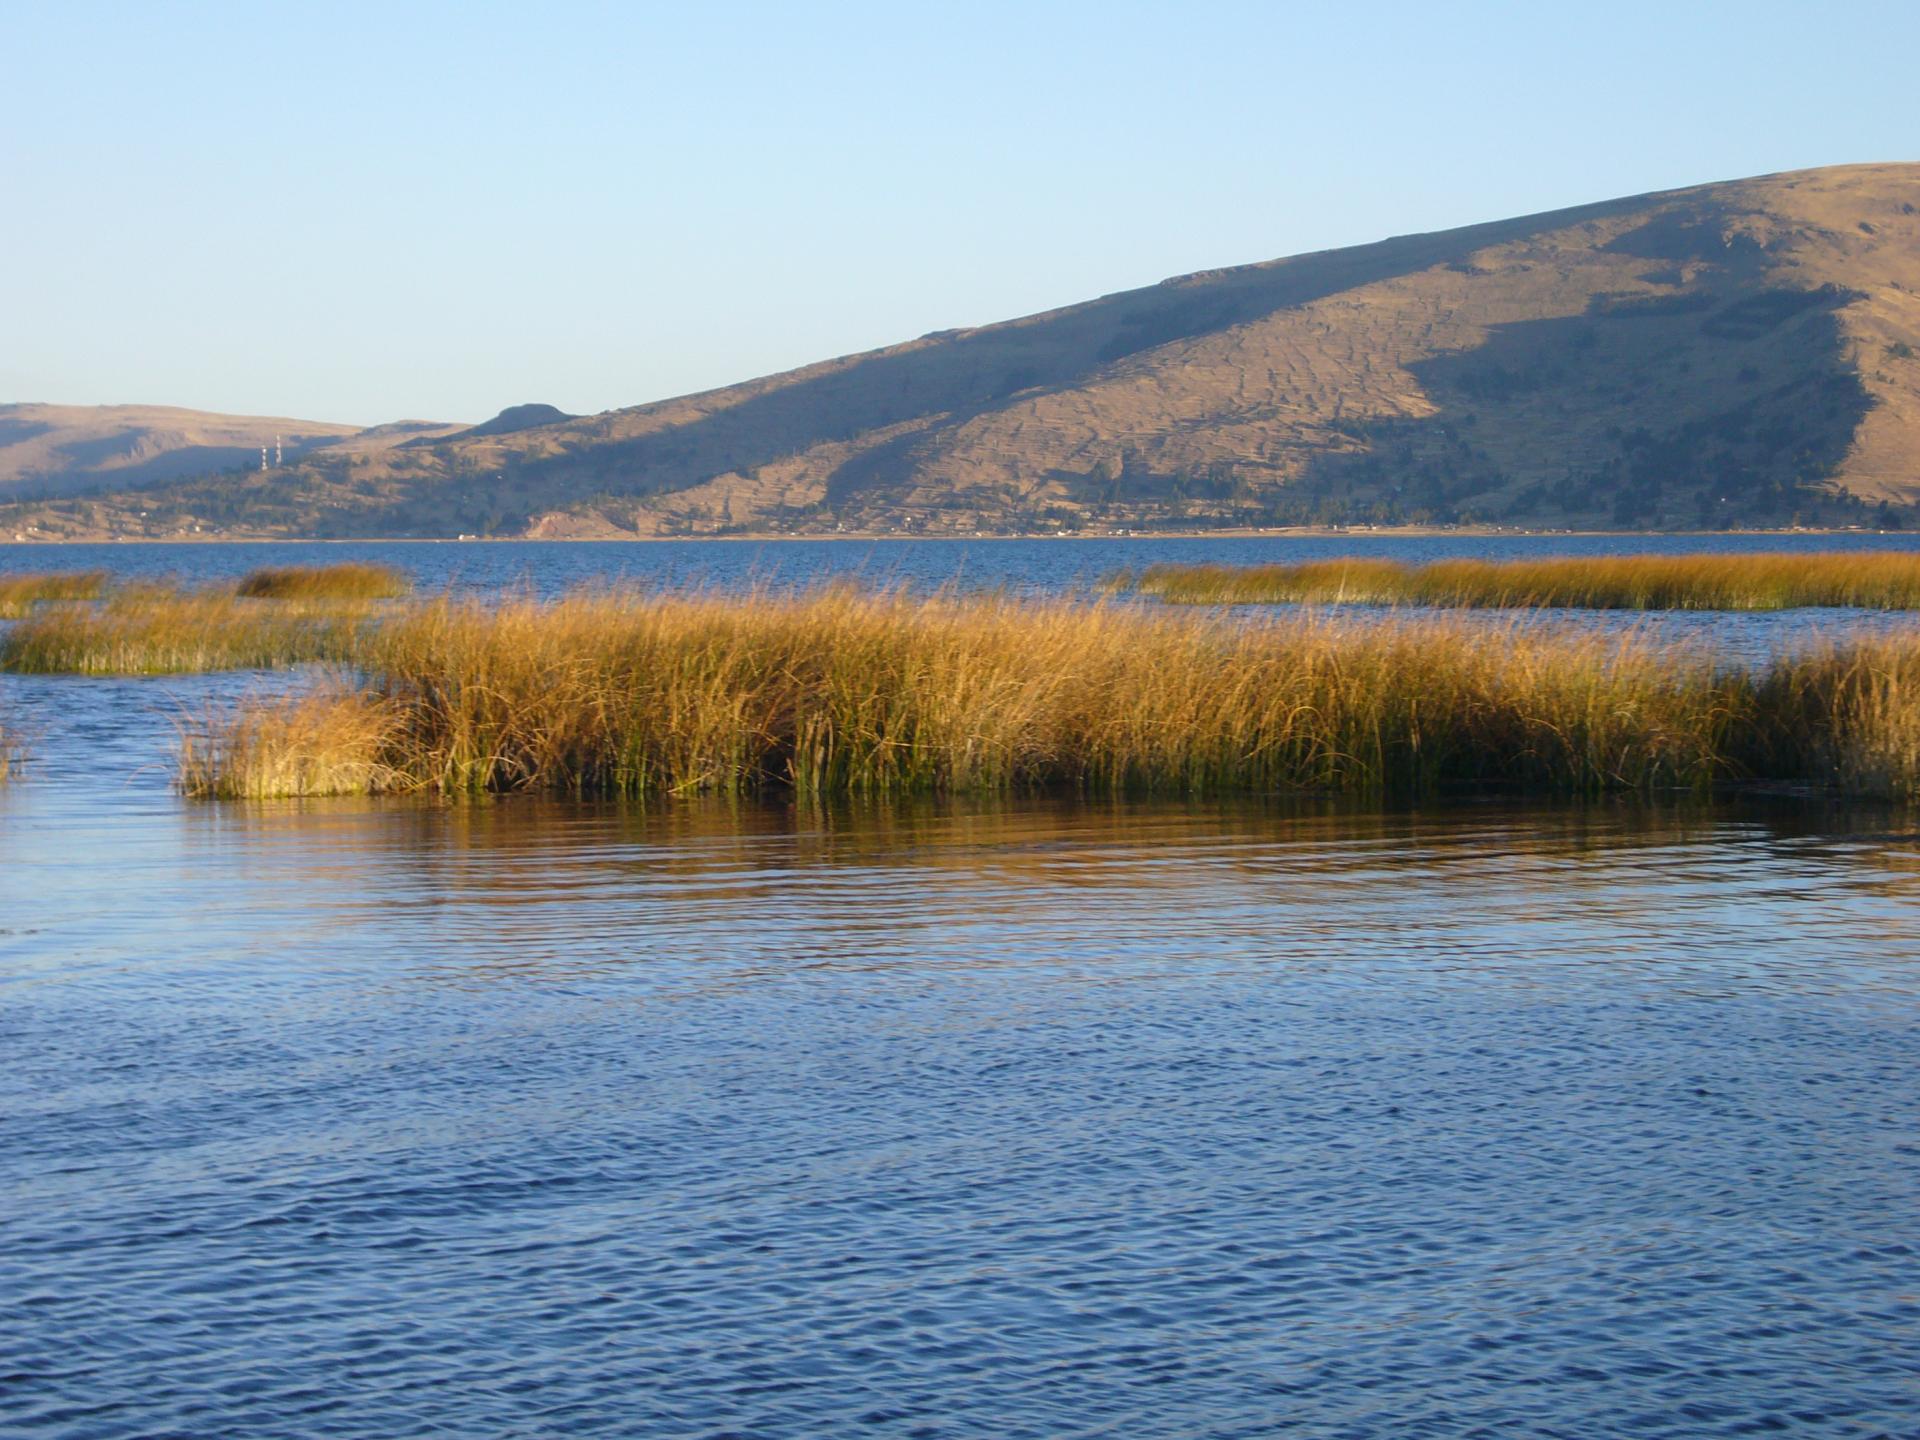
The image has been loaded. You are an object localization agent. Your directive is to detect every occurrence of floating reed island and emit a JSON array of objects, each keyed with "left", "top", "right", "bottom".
[
  {"left": 176, "top": 586, "right": 1920, "bottom": 802},
  {"left": 0, "top": 571, "right": 106, "bottom": 618},
  {"left": 1132, "top": 552, "right": 1920, "bottom": 610}
]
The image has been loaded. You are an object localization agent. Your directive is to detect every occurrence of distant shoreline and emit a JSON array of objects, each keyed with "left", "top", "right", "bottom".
[{"left": 3, "top": 525, "right": 1914, "bottom": 546}]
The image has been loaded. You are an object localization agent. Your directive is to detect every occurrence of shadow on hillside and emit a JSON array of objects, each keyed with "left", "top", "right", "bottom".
[{"left": 1297, "top": 279, "right": 1873, "bottom": 527}]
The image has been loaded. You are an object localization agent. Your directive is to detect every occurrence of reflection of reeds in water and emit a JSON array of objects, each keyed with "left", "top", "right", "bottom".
[
  {"left": 0, "top": 571, "right": 107, "bottom": 618},
  {"left": 177, "top": 794, "right": 1832, "bottom": 975},
  {"left": 234, "top": 563, "right": 411, "bottom": 601},
  {"left": 180, "top": 588, "right": 1755, "bottom": 799},
  {"left": 2, "top": 589, "right": 365, "bottom": 674},
  {"left": 1135, "top": 552, "right": 1920, "bottom": 610}
]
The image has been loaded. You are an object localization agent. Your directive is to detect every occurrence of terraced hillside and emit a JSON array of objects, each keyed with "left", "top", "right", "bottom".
[{"left": 7, "top": 163, "right": 1919, "bottom": 538}]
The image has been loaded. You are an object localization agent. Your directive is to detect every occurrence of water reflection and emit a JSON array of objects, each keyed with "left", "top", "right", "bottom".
[{"left": 10, "top": 787, "right": 1920, "bottom": 1000}]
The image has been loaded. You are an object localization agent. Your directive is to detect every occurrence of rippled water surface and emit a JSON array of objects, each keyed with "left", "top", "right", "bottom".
[{"left": 3, "top": 547, "right": 1920, "bottom": 1436}]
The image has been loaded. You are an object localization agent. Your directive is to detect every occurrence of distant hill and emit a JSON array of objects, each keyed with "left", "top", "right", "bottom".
[
  {"left": 7, "top": 162, "right": 1920, "bottom": 538},
  {"left": 0, "top": 405, "right": 365, "bottom": 500},
  {"left": 436, "top": 403, "right": 577, "bottom": 442},
  {"left": 0, "top": 406, "right": 463, "bottom": 506}
]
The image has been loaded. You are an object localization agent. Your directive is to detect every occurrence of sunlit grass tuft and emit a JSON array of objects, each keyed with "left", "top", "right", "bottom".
[
  {"left": 234, "top": 562, "right": 411, "bottom": 601},
  {"left": 0, "top": 571, "right": 107, "bottom": 617},
  {"left": 1135, "top": 552, "right": 1920, "bottom": 610},
  {"left": 2, "top": 590, "right": 365, "bottom": 673},
  {"left": 179, "top": 689, "right": 418, "bottom": 798}
]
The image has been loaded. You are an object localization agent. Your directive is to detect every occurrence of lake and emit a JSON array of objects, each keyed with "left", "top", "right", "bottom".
[
  {"left": 3, "top": 538, "right": 1918, "bottom": 1437},
  {"left": 10, "top": 530, "right": 1920, "bottom": 599}
]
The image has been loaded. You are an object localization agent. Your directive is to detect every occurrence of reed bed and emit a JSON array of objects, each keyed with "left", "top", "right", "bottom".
[
  {"left": 2, "top": 589, "right": 365, "bottom": 674},
  {"left": 0, "top": 571, "right": 107, "bottom": 617},
  {"left": 179, "top": 587, "right": 1758, "bottom": 800},
  {"left": 1134, "top": 552, "right": 1920, "bottom": 610},
  {"left": 234, "top": 562, "right": 412, "bottom": 601}
]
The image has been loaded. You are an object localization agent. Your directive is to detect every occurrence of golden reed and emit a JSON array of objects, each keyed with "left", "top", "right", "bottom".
[
  {"left": 234, "top": 562, "right": 411, "bottom": 601},
  {"left": 0, "top": 571, "right": 106, "bottom": 618},
  {"left": 0, "top": 565, "right": 404, "bottom": 673},
  {"left": 1134, "top": 552, "right": 1920, "bottom": 610},
  {"left": 2, "top": 589, "right": 365, "bottom": 674},
  {"left": 180, "top": 587, "right": 1758, "bottom": 800}
]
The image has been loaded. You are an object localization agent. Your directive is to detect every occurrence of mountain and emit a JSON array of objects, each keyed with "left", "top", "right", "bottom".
[
  {"left": 6, "top": 162, "right": 1920, "bottom": 539},
  {"left": 0, "top": 405, "right": 366, "bottom": 500},
  {"left": 0, "top": 406, "right": 463, "bottom": 508}
]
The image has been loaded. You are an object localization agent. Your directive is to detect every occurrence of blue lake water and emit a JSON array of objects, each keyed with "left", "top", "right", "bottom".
[
  {"left": 8, "top": 530, "right": 1920, "bottom": 599},
  {"left": 2, "top": 540, "right": 1919, "bottom": 1437}
]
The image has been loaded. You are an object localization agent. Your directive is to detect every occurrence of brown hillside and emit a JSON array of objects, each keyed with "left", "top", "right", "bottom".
[
  {"left": 0, "top": 405, "right": 369, "bottom": 499},
  {"left": 8, "top": 163, "right": 1919, "bottom": 538}
]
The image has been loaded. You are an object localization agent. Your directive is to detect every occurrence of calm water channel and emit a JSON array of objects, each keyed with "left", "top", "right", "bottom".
[{"left": 2, "top": 539, "right": 1917, "bottom": 1437}]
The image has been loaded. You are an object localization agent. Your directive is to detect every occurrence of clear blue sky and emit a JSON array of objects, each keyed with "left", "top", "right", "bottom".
[{"left": 4, "top": 1, "right": 1915, "bottom": 425}]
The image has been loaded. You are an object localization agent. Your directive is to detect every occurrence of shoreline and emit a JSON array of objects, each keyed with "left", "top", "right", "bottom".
[{"left": 2, "top": 525, "right": 1914, "bottom": 546}]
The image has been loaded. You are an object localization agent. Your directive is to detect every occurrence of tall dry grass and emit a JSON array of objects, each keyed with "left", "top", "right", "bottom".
[
  {"left": 2, "top": 588, "right": 365, "bottom": 673},
  {"left": 0, "top": 571, "right": 107, "bottom": 617},
  {"left": 1135, "top": 552, "right": 1920, "bottom": 610},
  {"left": 234, "top": 562, "right": 411, "bottom": 601},
  {"left": 1742, "top": 638, "right": 1920, "bottom": 798},
  {"left": 179, "top": 689, "right": 417, "bottom": 798},
  {"left": 180, "top": 588, "right": 1755, "bottom": 800}
]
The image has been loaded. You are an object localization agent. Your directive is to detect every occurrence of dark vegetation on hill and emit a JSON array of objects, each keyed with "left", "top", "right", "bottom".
[{"left": 5, "top": 163, "right": 1919, "bottom": 539}]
